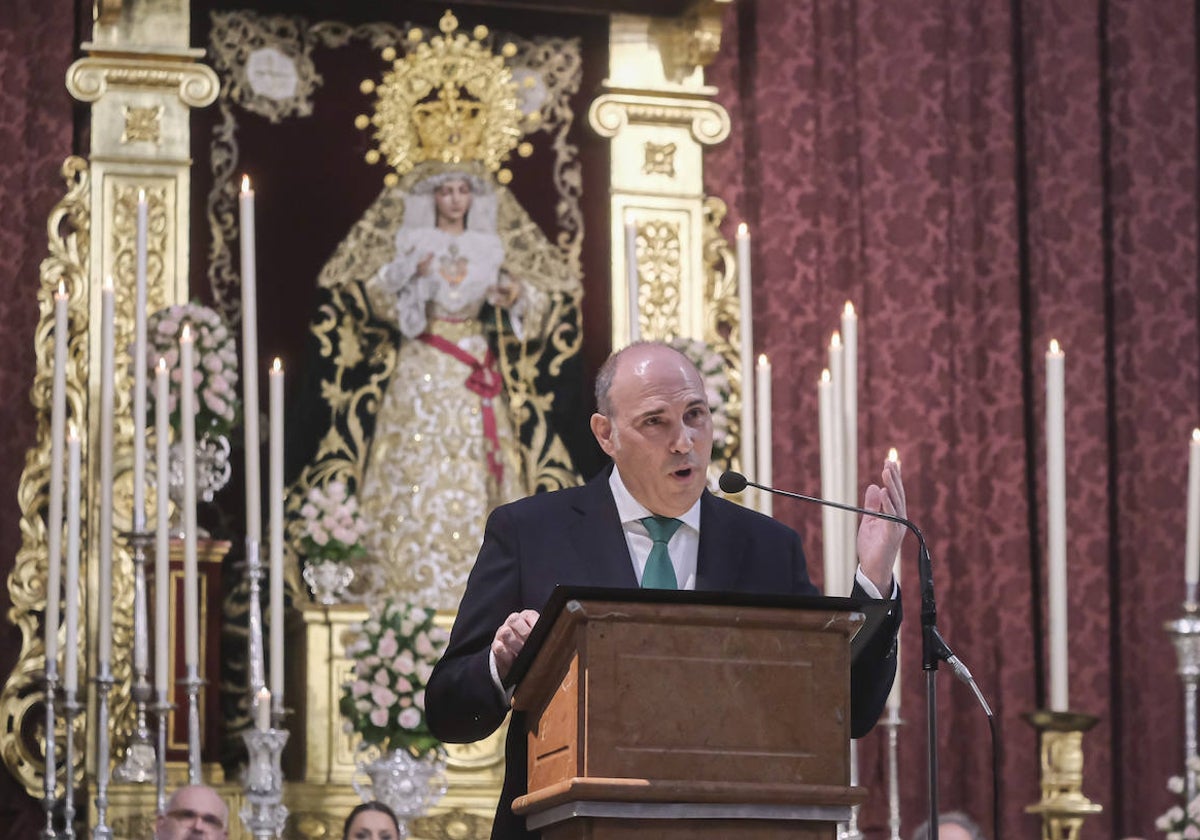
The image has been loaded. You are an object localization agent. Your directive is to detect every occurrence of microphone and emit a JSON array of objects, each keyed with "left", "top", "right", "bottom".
[{"left": 719, "top": 470, "right": 950, "bottom": 672}]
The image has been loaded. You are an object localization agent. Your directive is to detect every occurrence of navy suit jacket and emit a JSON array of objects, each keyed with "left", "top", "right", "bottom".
[{"left": 425, "top": 469, "right": 901, "bottom": 840}]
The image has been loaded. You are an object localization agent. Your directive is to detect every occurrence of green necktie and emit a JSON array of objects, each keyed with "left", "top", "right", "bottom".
[{"left": 640, "top": 515, "right": 683, "bottom": 589}]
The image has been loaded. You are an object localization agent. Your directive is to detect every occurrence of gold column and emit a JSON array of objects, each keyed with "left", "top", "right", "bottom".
[
  {"left": 1025, "top": 711, "right": 1103, "bottom": 840},
  {"left": 588, "top": 2, "right": 732, "bottom": 348}
]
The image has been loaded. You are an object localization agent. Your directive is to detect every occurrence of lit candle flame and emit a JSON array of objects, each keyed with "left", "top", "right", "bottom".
[
  {"left": 820, "top": 368, "right": 831, "bottom": 383},
  {"left": 831, "top": 331, "right": 841, "bottom": 349},
  {"left": 181, "top": 324, "right": 191, "bottom": 342},
  {"left": 1049, "top": 338, "right": 1062, "bottom": 354},
  {"left": 138, "top": 188, "right": 146, "bottom": 203},
  {"left": 1193, "top": 428, "right": 1200, "bottom": 442},
  {"left": 102, "top": 274, "right": 113, "bottom": 291},
  {"left": 737, "top": 222, "right": 748, "bottom": 237},
  {"left": 241, "top": 174, "right": 251, "bottom": 193},
  {"left": 757, "top": 354, "right": 769, "bottom": 367},
  {"left": 272, "top": 357, "right": 282, "bottom": 373},
  {"left": 844, "top": 301, "right": 856, "bottom": 316},
  {"left": 888, "top": 447, "right": 900, "bottom": 464},
  {"left": 157, "top": 357, "right": 167, "bottom": 372},
  {"left": 56, "top": 281, "right": 66, "bottom": 298}
]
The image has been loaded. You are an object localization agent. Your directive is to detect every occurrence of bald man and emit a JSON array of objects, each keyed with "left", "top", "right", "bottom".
[
  {"left": 427, "top": 341, "right": 906, "bottom": 839},
  {"left": 154, "top": 784, "right": 228, "bottom": 839}
]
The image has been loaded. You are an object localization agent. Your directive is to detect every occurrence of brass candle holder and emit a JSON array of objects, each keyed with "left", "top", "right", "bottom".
[{"left": 1024, "top": 710, "right": 1103, "bottom": 840}]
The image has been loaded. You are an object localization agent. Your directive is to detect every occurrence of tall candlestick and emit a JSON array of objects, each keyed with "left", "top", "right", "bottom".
[
  {"left": 268, "top": 359, "right": 285, "bottom": 712},
  {"left": 133, "top": 189, "right": 149, "bottom": 531},
  {"left": 625, "top": 219, "right": 640, "bottom": 342},
  {"left": 841, "top": 303, "right": 859, "bottom": 590},
  {"left": 1187, "top": 429, "right": 1200, "bottom": 594},
  {"left": 1046, "top": 339, "right": 1068, "bottom": 711},
  {"left": 181, "top": 326, "right": 199, "bottom": 670},
  {"left": 63, "top": 429, "right": 81, "bottom": 693},
  {"left": 97, "top": 277, "right": 116, "bottom": 669},
  {"left": 736, "top": 223, "right": 756, "bottom": 483},
  {"left": 154, "top": 359, "right": 171, "bottom": 694},
  {"left": 240, "top": 175, "right": 262, "bottom": 543},
  {"left": 755, "top": 354, "right": 773, "bottom": 517},
  {"left": 818, "top": 370, "right": 841, "bottom": 597},
  {"left": 828, "top": 332, "right": 847, "bottom": 594},
  {"left": 886, "top": 447, "right": 902, "bottom": 713},
  {"left": 45, "top": 284, "right": 69, "bottom": 676}
]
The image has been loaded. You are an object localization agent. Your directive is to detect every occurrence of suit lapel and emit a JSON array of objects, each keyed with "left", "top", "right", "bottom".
[
  {"left": 567, "top": 470, "right": 640, "bottom": 589},
  {"left": 695, "top": 491, "right": 744, "bottom": 592}
]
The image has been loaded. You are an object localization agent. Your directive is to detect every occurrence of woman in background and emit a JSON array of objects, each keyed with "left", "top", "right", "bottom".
[{"left": 342, "top": 801, "right": 400, "bottom": 840}]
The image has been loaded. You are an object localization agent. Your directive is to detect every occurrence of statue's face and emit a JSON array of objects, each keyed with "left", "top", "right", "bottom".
[{"left": 433, "top": 178, "right": 473, "bottom": 226}]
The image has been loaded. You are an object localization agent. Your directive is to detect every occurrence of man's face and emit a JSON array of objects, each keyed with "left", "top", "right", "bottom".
[
  {"left": 155, "top": 786, "right": 228, "bottom": 839},
  {"left": 591, "top": 345, "right": 713, "bottom": 516}
]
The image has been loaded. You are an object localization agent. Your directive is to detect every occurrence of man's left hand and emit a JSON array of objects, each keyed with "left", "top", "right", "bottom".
[{"left": 857, "top": 458, "right": 907, "bottom": 594}]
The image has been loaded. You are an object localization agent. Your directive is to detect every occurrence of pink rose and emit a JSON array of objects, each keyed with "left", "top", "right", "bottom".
[
  {"left": 351, "top": 680, "right": 369, "bottom": 698},
  {"left": 369, "top": 708, "right": 389, "bottom": 728},
  {"left": 370, "top": 685, "right": 397, "bottom": 709},
  {"left": 398, "top": 707, "right": 421, "bottom": 730},
  {"left": 377, "top": 633, "right": 399, "bottom": 659}
]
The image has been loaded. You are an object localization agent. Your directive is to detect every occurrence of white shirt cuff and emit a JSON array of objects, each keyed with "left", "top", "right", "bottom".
[
  {"left": 855, "top": 565, "right": 899, "bottom": 600},
  {"left": 488, "top": 648, "right": 516, "bottom": 705}
]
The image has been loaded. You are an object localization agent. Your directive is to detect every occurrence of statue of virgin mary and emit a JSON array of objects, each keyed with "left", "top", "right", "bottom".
[{"left": 289, "top": 159, "right": 583, "bottom": 609}]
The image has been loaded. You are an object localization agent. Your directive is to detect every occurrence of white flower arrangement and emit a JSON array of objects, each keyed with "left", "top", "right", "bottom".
[
  {"left": 298, "top": 481, "right": 369, "bottom": 563},
  {"left": 340, "top": 598, "right": 449, "bottom": 756},
  {"left": 143, "top": 303, "right": 240, "bottom": 436},
  {"left": 668, "top": 337, "right": 733, "bottom": 463},
  {"left": 1157, "top": 758, "right": 1200, "bottom": 840}
]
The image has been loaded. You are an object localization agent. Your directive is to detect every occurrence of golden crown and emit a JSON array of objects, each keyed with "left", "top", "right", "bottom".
[{"left": 357, "top": 10, "right": 537, "bottom": 185}]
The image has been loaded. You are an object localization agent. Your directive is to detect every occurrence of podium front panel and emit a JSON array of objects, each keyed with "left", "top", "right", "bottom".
[{"left": 518, "top": 600, "right": 858, "bottom": 801}]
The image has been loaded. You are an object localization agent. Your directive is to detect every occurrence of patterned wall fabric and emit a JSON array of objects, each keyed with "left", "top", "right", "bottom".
[
  {"left": 707, "top": 1, "right": 1198, "bottom": 837},
  {"left": 0, "top": 0, "right": 78, "bottom": 832}
]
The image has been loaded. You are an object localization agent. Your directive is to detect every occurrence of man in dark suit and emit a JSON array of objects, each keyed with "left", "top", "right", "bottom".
[{"left": 426, "top": 341, "right": 906, "bottom": 839}]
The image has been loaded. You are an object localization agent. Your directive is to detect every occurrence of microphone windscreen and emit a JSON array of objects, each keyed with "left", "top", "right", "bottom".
[{"left": 718, "top": 471, "right": 748, "bottom": 494}]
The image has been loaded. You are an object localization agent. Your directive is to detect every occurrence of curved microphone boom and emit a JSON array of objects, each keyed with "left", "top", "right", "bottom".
[{"left": 719, "top": 469, "right": 990, "bottom": 839}]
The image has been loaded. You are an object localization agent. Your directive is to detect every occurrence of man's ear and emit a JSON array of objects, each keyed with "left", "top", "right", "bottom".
[{"left": 590, "top": 413, "right": 616, "bottom": 457}]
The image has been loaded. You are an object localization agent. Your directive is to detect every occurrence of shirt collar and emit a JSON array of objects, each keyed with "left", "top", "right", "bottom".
[{"left": 608, "top": 466, "right": 702, "bottom": 533}]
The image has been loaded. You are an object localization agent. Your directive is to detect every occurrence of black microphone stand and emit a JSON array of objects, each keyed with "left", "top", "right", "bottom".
[{"left": 719, "top": 472, "right": 946, "bottom": 839}]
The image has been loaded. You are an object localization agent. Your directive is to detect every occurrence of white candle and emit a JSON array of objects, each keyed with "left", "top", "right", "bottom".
[
  {"left": 240, "top": 175, "right": 262, "bottom": 544},
  {"left": 45, "top": 284, "right": 69, "bottom": 676},
  {"left": 181, "top": 325, "right": 199, "bottom": 670},
  {"left": 132, "top": 189, "right": 149, "bottom": 532},
  {"left": 841, "top": 303, "right": 859, "bottom": 590},
  {"left": 625, "top": 219, "right": 640, "bottom": 342},
  {"left": 755, "top": 355, "right": 773, "bottom": 517},
  {"left": 1187, "top": 429, "right": 1200, "bottom": 592},
  {"left": 97, "top": 278, "right": 116, "bottom": 669},
  {"left": 828, "top": 332, "right": 847, "bottom": 593},
  {"left": 63, "top": 430, "right": 81, "bottom": 693},
  {"left": 1046, "top": 339, "right": 1068, "bottom": 711},
  {"left": 154, "top": 359, "right": 171, "bottom": 695},
  {"left": 268, "top": 358, "right": 285, "bottom": 711},
  {"left": 818, "top": 370, "right": 841, "bottom": 597},
  {"left": 886, "top": 448, "right": 902, "bottom": 713},
  {"left": 736, "top": 224, "right": 756, "bottom": 483},
  {"left": 255, "top": 686, "right": 271, "bottom": 732}
]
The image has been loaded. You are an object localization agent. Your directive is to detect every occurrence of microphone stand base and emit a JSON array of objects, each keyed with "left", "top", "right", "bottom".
[{"left": 1023, "top": 710, "right": 1102, "bottom": 840}]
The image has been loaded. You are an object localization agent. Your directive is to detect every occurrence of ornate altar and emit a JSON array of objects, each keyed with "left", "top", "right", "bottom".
[{"left": 1, "top": 1, "right": 751, "bottom": 837}]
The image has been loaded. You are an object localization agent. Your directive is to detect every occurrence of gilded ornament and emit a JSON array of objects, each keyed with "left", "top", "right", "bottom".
[
  {"left": 643, "top": 140, "right": 677, "bottom": 177},
  {"left": 358, "top": 10, "right": 532, "bottom": 177},
  {"left": 121, "top": 105, "right": 163, "bottom": 145}
]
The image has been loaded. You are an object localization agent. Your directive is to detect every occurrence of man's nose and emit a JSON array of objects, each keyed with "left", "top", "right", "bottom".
[{"left": 670, "top": 423, "right": 694, "bottom": 453}]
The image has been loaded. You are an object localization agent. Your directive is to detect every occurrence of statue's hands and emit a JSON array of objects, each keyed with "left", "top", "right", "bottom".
[
  {"left": 487, "top": 277, "right": 521, "bottom": 309},
  {"left": 416, "top": 252, "right": 435, "bottom": 278},
  {"left": 492, "top": 609, "right": 539, "bottom": 681}
]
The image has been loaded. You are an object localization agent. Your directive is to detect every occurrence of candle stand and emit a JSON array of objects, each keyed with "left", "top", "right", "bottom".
[
  {"left": 244, "top": 540, "right": 267, "bottom": 694},
  {"left": 151, "top": 691, "right": 173, "bottom": 815},
  {"left": 91, "top": 671, "right": 115, "bottom": 840},
  {"left": 239, "top": 727, "right": 289, "bottom": 839},
  {"left": 840, "top": 741, "right": 863, "bottom": 840},
  {"left": 184, "top": 665, "right": 203, "bottom": 784},
  {"left": 113, "top": 530, "right": 157, "bottom": 784},
  {"left": 884, "top": 706, "right": 902, "bottom": 840},
  {"left": 41, "top": 671, "right": 59, "bottom": 840},
  {"left": 1166, "top": 597, "right": 1200, "bottom": 802},
  {"left": 1023, "top": 710, "right": 1102, "bottom": 840},
  {"left": 61, "top": 688, "right": 81, "bottom": 840}
]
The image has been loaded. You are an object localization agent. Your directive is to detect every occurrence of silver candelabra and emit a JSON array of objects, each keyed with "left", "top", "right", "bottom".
[
  {"left": 1166, "top": 589, "right": 1200, "bottom": 803},
  {"left": 112, "top": 529, "right": 157, "bottom": 784},
  {"left": 885, "top": 706, "right": 903, "bottom": 840},
  {"left": 41, "top": 671, "right": 59, "bottom": 840},
  {"left": 61, "top": 688, "right": 81, "bottom": 840},
  {"left": 91, "top": 670, "right": 114, "bottom": 840},
  {"left": 239, "top": 728, "right": 289, "bottom": 838}
]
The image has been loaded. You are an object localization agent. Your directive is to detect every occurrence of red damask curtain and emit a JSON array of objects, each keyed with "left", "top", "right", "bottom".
[{"left": 708, "top": 1, "right": 1199, "bottom": 837}]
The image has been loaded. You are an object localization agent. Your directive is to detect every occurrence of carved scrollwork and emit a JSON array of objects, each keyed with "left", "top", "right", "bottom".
[
  {"left": 587, "top": 94, "right": 731, "bottom": 146},
  {"left": 700, "top": 196, "right": 746, "bottom": 469},
  {"left": 0, "top": 157, "right": 91, "bottom": 797},
  {"left": 66, "top": 57, "right": 219, "bottom": 108}
]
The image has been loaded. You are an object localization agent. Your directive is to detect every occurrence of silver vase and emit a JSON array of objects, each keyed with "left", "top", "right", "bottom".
[
  {"left": 351, "top": 746, "right": 448, "bottom": 838},
  {"left": 153, "top": 431, "right": 232, "bottom": 536},
  {"left": 302, "top": 559, "right": 355, "bottom": 606}
]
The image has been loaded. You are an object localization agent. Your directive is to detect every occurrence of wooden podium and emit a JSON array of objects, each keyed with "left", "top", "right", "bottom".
[{"left": 509, "top": 589, "right": 879, "bottom": 839}]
